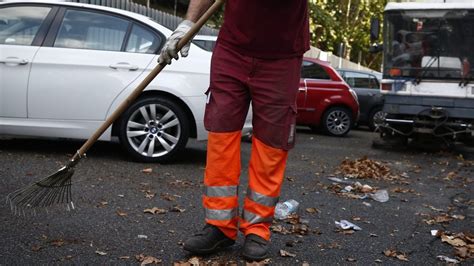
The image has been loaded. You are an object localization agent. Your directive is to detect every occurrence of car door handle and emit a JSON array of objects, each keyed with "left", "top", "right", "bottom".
[
  {"left": 369, "top": 93, "right": 375, "bottom": 96},
  {"left": 0, "top": 57, "right": 29, "bottom": 65},
  {"left": 109, "top": 62, "right": 139, "bottom": 71},
  {"left": 299, "top": 88, "right": 306, "bottom": 92}
]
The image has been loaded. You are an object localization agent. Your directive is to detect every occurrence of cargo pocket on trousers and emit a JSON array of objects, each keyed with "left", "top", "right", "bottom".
[{"left": 283, "top": 105, "right": 297, "bottom": 150}]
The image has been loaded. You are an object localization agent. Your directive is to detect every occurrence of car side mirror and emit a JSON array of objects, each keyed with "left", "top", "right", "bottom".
[{"left": 370, "top": 18, "right": 380, "bottom": 42}]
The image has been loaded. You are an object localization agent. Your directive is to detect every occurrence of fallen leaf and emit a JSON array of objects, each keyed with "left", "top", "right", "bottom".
[
  {"left": 441, "top": 235, "right": 467, "bottom": 247},
  {"left": 170, "top": 206, "right": 186, "bottom": 213},
  {"left": 454, "top": 247, "right": 469, "bottom": 258},
  {"left": 280, "top": 249, "right": 296, "bottom": 257},
  {"left": 341, "top": 229, "right": 355, "bottom": 235},
  {"left": 246, "top": 259, "right": 271, "bottom": 266},
  {"left": 305, "top": 208, "right": 319, "bottom": 214},
  {"left": 360, "top": 184, "right": 374, "bottom": 193},
  {"left": 286, "top": 176, "right": 295, "bottom": 182},
  {"left": 396, "top": 254, "right": 409, "bottom": 261},
  {"left": 145, "top": 191, "right": 156, "bottom": 199},
  {"left": 161, "top": 193, "right": 176, "bottom": 201},
  {"left": 116, "top": 210, "right": 128, "bottom": 217},
  {"left": 31, "top": 245, "right": 42, "bottom": 252},
  {"left": 188, "top": 256, "right": 200, "bottom": 265},
  {"left": 346, "top": 257, "right": 357, "bottom": 262},
  {"left": 435, "top": 214, "right": 453, "bottom": 223},
  {"left": 136, "top": 254, "right": 162, "bottom": 265},
  {"left": 383, "top": 249, "right": 397, "bottom": 257},
  {"left": 270, "top": 225, "right": 290, "bottom": 235},
  {"left": 444, "top": 171, "right": 457, "bottom": 180},
  {"left": 50, "top": 239, "right": 65, "bottom": 247},
  {"left": 95, "top": 250, "right": 107, "bottom": 256},
  {"left": 144, "top": 207, "right": 167, "bottom": 215},
  {"left": 142, "top": 168, "right": 153, "bottom": 174},
  {"left": 141, "top": 256, "right": 162, "bottom": 265},
  {"left": 451, "top": 214, "right": 465, "bottom": 220}
]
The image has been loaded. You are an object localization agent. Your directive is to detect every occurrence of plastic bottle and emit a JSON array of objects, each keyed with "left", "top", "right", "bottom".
[{"left": 274, "top": 199, "right": 299, "bottom": 220}]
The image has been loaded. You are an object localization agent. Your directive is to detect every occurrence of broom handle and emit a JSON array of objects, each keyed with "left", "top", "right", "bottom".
[{"left": 71, "top": 0, "right": 224, "bottom": 162}]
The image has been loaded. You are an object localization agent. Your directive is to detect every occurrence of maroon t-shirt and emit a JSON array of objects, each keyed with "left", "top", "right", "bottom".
[{"left": 217, "top": 0, "right": 310, "bottom": 59}]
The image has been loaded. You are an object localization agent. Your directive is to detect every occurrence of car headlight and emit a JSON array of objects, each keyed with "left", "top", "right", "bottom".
[{"left": 349, "top": 88, "right": 358, "bottom": 103}]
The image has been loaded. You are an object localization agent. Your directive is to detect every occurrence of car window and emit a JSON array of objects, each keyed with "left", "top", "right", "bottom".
[
  {"left": 301, "top": 61, "right": 331, "bottom": 80},
  {"left": 192, "top": 39, "right": 216, "bottom": 52},
  {"left": 0, "top": 6, "right": 51, "bottom": 46},
  {"left": 368, "top": 76, "right": 380, "bottom": 89},
  {"left": 343, "top": 71, "right": 379, "bottom": 89},
  {"left": 54, "top": 9, "right": 129, "bottom": 51},
  {"left": 125, "top": 24, "right": 161, "bottom": 54}
]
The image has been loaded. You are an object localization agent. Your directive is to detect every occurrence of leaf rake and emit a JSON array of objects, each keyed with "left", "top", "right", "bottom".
[{"left": 6, "top": 0, "right": 224, "bottom": 214}]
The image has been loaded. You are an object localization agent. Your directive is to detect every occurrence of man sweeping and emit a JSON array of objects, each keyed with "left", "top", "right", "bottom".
[{"left": 159, "top": 0, "right": 309, "bottom": 261}]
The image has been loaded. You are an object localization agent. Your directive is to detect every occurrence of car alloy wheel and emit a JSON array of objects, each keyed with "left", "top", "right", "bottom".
[
  {"left": 322, "top": 107, "right": 352, "bottom": 136},
  {"left": 118, "top": 97, "right": 189, "bottom": 162}
]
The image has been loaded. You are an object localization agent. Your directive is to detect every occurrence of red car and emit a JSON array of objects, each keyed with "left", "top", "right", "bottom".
[{"left": 297, "top": 58, "right": 359, "bottom": 136}]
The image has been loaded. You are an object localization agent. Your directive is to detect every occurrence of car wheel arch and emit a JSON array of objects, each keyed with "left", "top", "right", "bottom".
[
  {"left": 322, "top": 104, "right": 354, "bottom": 118},
  {"left": 111, "top": 90, "right": 197, "bottom": 139}
]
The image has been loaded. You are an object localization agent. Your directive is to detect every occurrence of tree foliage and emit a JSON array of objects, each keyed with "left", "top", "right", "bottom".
[{"left": 308, "top": 0, "right": 387, "bottom": 70}]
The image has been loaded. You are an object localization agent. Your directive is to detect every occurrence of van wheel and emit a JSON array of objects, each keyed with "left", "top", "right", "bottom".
[
  {"left": 118, "top": 97, "right": 189, "bottom": 163},
  {"left": 368, "top": 107, "right": 386, "bottom": 131},
  {"left": 322, "top": 107, "right": 352, "bottom": 137}
]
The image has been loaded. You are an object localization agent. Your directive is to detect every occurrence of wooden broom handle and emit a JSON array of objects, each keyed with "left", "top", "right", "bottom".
[{"left": 72, "top": 0, "right": 225, "bottom": 162}]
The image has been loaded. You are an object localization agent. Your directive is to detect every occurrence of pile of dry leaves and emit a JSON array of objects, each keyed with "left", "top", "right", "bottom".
[{"left": 336, "top": 156, "right": 396, "bottom": 180}]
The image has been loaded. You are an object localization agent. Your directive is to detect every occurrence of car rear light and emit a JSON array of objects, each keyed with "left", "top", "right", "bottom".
[{"left": 381, "top": 82, "right": 392, "bottom": 91}]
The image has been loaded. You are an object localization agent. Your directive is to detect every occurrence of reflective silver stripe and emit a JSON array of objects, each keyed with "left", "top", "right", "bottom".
[
  {"left": 242, "top": 210, "right": 273, "bottom": 224},
  {"left": 205, "top": 208, "right": 238, "bottom": 221},
  {"left": 205, "top": 186, "right": 238, "bottom": 197},
  {"left": 246, "top": 188, "right": 279, "bottom": 207}
]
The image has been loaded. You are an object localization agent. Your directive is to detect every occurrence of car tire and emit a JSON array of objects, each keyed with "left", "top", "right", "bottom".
[
  {"left": 321, "top": 107, "right": 352, "bottom": 137},
  {"left": 368, "top": 107, "right": 386, "bottom": 131},
  {"left": 118, "top": 96, "right": 189, "bottom": 163}
]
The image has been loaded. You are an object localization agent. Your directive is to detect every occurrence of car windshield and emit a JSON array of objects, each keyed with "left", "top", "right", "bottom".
[{"left": 383, "top": 9, "right": 474, "bottom": 80}]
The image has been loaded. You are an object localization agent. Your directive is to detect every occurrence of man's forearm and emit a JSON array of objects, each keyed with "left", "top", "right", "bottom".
[{"left": 185, "top": 0, "right": 214, "bottom": 22}]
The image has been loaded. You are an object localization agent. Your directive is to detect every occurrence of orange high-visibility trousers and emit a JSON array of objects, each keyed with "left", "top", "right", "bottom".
[{"left": 203, "top": 132, "right": 287, "bottom": 240}]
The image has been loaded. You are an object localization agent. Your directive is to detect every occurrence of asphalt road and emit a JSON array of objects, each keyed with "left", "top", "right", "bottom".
[{"left": 0, "top": 128, "right": 472, "bottom": 265}]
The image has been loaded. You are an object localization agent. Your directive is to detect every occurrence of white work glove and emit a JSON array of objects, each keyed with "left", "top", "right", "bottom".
[{"left": 158, "top": 20, "right": 194, "bottom": 65}]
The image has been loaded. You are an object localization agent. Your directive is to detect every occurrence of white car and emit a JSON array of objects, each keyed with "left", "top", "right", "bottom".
[{"left": 0, "top": 1, "right": 251, "bottom": 162}]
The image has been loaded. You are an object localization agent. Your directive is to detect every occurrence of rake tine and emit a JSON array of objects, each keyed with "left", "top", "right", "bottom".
[
  {"left": 57, "top": 185, "right": 66, "bottom": 205},
  {"left": 40, "top": 188, "right": 55, "bottom": 208}
]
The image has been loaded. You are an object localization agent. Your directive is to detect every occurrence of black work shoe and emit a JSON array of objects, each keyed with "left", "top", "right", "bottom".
[
  {"left": 242, "top": 234, "right": 269, "bottom": 261},
  {"left": 183, "top": 224, "right": 235, "bottom": 254}
]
